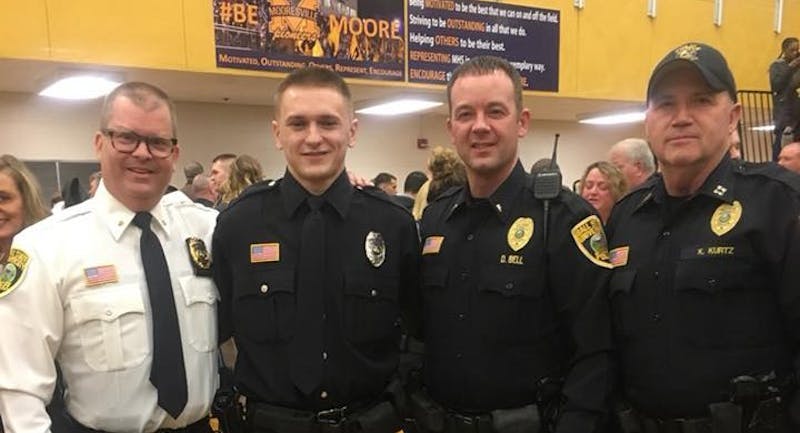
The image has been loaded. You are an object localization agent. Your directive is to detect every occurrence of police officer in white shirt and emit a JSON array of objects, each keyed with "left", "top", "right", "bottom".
[{"left": 0, "top": 82, "right": 218, "bottom": 433}]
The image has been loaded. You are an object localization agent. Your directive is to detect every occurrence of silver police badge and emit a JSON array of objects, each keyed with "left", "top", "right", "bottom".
[{"left": 365, "top": 231, "right": 386, "bottom": 268}]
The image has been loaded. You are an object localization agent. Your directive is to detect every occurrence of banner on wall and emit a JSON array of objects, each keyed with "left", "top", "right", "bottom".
[
  {"left": 406, "top": 0, "right": 560, "bottom": 91},
  {"left": 213, "top": 0, "right": 406, "bottom": 81}
]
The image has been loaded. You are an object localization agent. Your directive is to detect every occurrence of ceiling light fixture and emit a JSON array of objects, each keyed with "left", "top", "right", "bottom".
[
  {"left": 356, "top": 99, "right": 442, "bottom": 116},
  {"left": 39, "top": 75, "right": 121, "bottom": 100},
  {"left": 578, "top": 111, "right": 646, "bottom": 125}
]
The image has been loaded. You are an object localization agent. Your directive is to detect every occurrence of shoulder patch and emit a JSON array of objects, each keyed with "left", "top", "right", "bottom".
[
  {"left": 0, "top": 248, "right": 30, "bottom": 298},
  {"left": 570, "top": 215, "right": 613, "bottom": 269}
]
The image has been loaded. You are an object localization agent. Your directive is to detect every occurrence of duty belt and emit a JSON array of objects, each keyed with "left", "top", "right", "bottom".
[
  {"left": 246, "top": 399, "right": 400, "bottom": 433},
  {"left": 443, "top": 411, "right": 495, "bottom": 433},
  {"left": 63, "top": 413, "right": 210, "bottom": 433}
]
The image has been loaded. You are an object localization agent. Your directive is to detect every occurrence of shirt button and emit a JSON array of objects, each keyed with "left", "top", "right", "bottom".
[
  {"left": 652, "top": 313, "right": 662, "bottom": 322},
  {"left": 707, "top": 279, "right": 717, "bottom": 287},
  {"left": 105, "top": 310, "right": 113, "bottom": 316},
  {"left": 322, "top": 352, "right": 328, "bottom": 361},
  {"left": 322, "top": 313, "right": 327, "bottom": 321},
  {"left": 460, "top": 272, "right": 469, "bottom": 280},
  {"left": 458, "top": 313, "right": 465, "bottom": 320},
  {"left": 653, "top": 271, "right": 660, "bottom": 279},
  {"left": 466, "top": 234, "right": 474, "bottom": 241},
  {"left": 370, "top": 289, "right": 378, "bottom": 297},
  {"left": 661, "top": 231, "right": 671, "bottom": 238},
  {"left": 260, "top": 284, "right": 269, "bottom": 293},
  {"left": 456, "top": 353, "right": 463, "bottom": 359},
  {"left": 320, "top": 390, "right": 328, "bottom": 399},
  {"left": 505, "top": 283, "right": 514, "bottom": 290}
]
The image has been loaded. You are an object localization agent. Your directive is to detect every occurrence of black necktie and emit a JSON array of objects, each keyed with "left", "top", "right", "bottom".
[
  {"left": 132, "top": 212, "right": 188, "bottom": 418},
  {"left": 289, "top": 196, "right": 326, "bottom": 395}
]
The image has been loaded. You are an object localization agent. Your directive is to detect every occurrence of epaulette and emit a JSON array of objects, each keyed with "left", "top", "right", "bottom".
[
  {"left": 734, "top": 160, "right": 800, "bottom": 193},
  {"left": 615, "top": 173, "right": 660, "bottom": 206},
  {"left": 429, "top": 185, "right": 463, "bottom": 204},
  {"left": 556, "top": 187, "right": 596, "bottom": 216},
  {"left": 222, "top": 178, "right": 280, "bottom": 213},
  {"left": 358, "top": 186, "right": 411, "bottom": 213}
]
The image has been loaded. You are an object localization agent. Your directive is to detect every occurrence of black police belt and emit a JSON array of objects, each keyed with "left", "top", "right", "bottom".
[
  {"left": 618, "top": 372, "right": 796, "bottom": 433},
  {"left": 246, "top": 399, "right": 401, "bottom": 433},
  {"left": 410, "top": 391, "right": 542, "bottom": 433}
]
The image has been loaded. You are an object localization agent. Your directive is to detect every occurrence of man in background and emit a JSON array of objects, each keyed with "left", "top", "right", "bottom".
[
  {"left": 191, "top": 173, "right": 217, "bottom": 207},
  {"left": 778, "top": 141, "right": 800, "bottom": 174},
  {"left": 394, "top": 170, "right": 427, "bottom": 211},
  {"left": 180, "top": 161, "right": 203, "bottom": 200},
  {"left": 373, "top": 172, "right": 398, "bottom": 195},
  {"left": 608, "top": 138, "right": 656, "bottom": 191},
  {"left": 210, "top": 153, "right": 236, "bottom": 207}
]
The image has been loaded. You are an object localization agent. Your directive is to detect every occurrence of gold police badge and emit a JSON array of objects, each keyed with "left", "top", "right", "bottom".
[
  {"left": 710, "top": 200, "right": 742, "bottom": 237},
  {"left": 507, "top": 217, "right": 534, "bottom": 252},
  {"left": 186, "top": 238, "right": 212, "bottom": 277},
  {"left": 365, "top": 231, "right": 386, "bottom": 268},
  {"left": 570, "top": 215, "right": 613, "bottom": 269},
  {"left": 0, "top": 248, "right": 30, "bottom": 298}
]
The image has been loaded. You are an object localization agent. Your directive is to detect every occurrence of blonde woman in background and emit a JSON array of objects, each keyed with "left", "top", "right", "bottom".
[
  {"left": 412, "top": 146, "right": 467, "bottom": 220},
  {"left": 218, "top": 154, "right": 264, "bottom": 207},
  {"left": 0, "top": 154, "right": 49, "bottom": 273},
  {"left": 578, "top": 161, "right": 627, "bottom": 223}
]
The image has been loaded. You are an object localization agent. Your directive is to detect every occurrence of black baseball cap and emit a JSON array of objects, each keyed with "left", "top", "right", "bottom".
[{"left": 647, "top": 42, "right": 737, "bottom": 103}]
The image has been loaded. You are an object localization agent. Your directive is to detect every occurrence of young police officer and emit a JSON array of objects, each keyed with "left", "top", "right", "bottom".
[
  {"left": 414, "top": 56, "right": 614, "bottom": 433},
  {"left": 607, "top": 43, "right": 800, "bottom": 432},
  {"left": 0, "top": 82, "right": 219, "bottom": 432},
  {"left": 211, "top": 67, "right": 420, "bottom": 433}
]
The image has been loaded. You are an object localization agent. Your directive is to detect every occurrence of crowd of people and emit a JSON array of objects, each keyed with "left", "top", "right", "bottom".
[{"left": 1, "top": 40, "right": 800, "bottom": 433}]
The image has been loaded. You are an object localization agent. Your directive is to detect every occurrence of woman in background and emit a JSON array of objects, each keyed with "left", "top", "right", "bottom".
[
  {"left": 578, "top": 161, "right": 626, "bottom": 223},
  {"left": 0, "top": 154, "right": 49, "bottom": 273},
  {"left": 218, "top": 154, "right": 264, "bottom": 208}
]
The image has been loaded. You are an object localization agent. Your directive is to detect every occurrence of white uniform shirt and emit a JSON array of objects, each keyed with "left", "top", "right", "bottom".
[{"left": 0, "top": 183, "right": 219, "bottom": 433}]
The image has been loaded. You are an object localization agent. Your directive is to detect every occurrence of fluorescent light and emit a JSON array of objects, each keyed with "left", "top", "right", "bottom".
[
  {"left": 356, "top": 99, "right": 442, "bottom": 116},
  {"left": 750, "top": 124, "right": 775, "bottom": 131},
  {"left": 578, "top": 111, "right": 646, "bottom": 125},
  {"left": 39, "top": 75, "right": 121, "bottom": 100}
]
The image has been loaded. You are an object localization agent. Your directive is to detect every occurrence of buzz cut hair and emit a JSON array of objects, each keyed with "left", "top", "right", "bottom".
[
  {"left": 100, "top": 81, "right": 177, "bottom": 137},
  {"left": 446, "top": 55, "right": 524, "bottom": 113},
  {"left": 274, "top": 66, "right": 352, "bottom": 116}
]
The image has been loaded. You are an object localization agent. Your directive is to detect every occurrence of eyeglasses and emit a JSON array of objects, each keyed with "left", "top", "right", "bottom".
[{"left": 102, "top": 129, "right": 177, "bottom": 158}]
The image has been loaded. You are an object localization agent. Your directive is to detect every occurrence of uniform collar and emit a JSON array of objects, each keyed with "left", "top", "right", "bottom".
[
  {"left": 93, "top": 180, "right": 170, "bottom": 241},
  {"left": 280, "top": 169, "right": 353, "bottom": 219},
  {"left": 637, "top": 154, "right": 736, "bottom": 212},
  {"left": 446, "top": 160, "right": 527, "bottom": 223}
]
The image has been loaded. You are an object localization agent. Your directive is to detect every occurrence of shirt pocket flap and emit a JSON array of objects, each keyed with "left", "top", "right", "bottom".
[
  {"left": 421, "top": 266, "right": 448, "bottom": 288},
  {"left": 608, "top": 270, "right": 636, "bottom": 297},
  {"left": 344, "top": 272, "right": 399, "bottom": 301},
  {"left": 178, "top": 275, "right": 219, "bottom": 306},
  {"left": 480, "top": 268, "right": 544, "bottom": 298},
  {"left": 243, "top": 268, "right": 296, "bottom": 298},
  {"left": 70, "top": 286, "right": 145, "bottom": 324}
]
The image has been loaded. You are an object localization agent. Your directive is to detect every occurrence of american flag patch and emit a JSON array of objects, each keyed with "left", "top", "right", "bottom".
[
  {"left": 609, "top": 246, "right": 629, "bottom": 268},
  {"left": 84, "top": 265, "right": 118, "bottom": 287},
  {"left": 250, "top": 243, "right": 280, "bottom": 263},
  {"left": 422, "top": 236, "right": 444, "bottom": 255}
]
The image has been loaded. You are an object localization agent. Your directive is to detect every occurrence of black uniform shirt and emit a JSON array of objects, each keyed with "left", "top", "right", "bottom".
[
  {"left": 212, "top": 170, "right": 420, "bottom": 410},
  {"left": 606, "top": 155, "right": 800, "bottom": 418},
  {"left": 418, "top": 161, "right": 613, "bottom": 433}
]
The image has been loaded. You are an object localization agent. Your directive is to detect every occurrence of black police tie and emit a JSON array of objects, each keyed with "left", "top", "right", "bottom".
[
  {"left": 132, "top": 212, "right": 188, "bottom": 418},
  {"left": 289, "top": 196, "right": 326, "bottom": 395}
]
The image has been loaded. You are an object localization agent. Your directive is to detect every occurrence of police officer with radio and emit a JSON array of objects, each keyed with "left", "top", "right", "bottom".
[
  {"left": 211, "top": 67, "right": 420, "bottom": 433},
  {"left": 607, "top": 43, "right": 800, "bottom": 432},
  {"left": 414, "top": 56, "right": 614, "bottom": 433}
]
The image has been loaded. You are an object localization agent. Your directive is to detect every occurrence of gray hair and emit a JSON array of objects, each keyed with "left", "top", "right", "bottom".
[{"left": 612, "top": 138, "right": 656, "bottom": 175}]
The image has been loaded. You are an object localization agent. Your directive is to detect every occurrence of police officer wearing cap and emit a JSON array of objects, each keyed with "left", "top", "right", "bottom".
[
  {"left": 211, "top": 67, "right": 420, "bottom": 433},
  {"left": 0, "top": 82, "right": 219, "bottom": 433},
  {"left": 414, "top": 55, "right": 614, "bottom": 433},
  {"left": 607, "top": 43, "right": 800, "bottom": 432}
]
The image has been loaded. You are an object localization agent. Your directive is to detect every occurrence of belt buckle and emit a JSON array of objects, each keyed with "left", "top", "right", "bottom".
[{"left": 316, "top": 406, "right": 348, "bottom": 425}]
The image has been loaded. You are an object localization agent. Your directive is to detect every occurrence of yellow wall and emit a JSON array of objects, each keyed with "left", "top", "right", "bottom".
[{"left": 1, "top": 0, "right": 797, "bottom": 101}]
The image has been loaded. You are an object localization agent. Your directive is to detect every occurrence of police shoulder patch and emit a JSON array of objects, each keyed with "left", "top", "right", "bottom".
[
  {"left": 0, "top": 248, "right": 31, "bottom": 298},
  {"left": 570, "top": 215, "right": 613, "bottom": 269}
]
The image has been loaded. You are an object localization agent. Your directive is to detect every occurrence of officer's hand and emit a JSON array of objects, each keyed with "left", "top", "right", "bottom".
[{"left": 347, "top": 170, "right": 373, "bottom": 188}]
